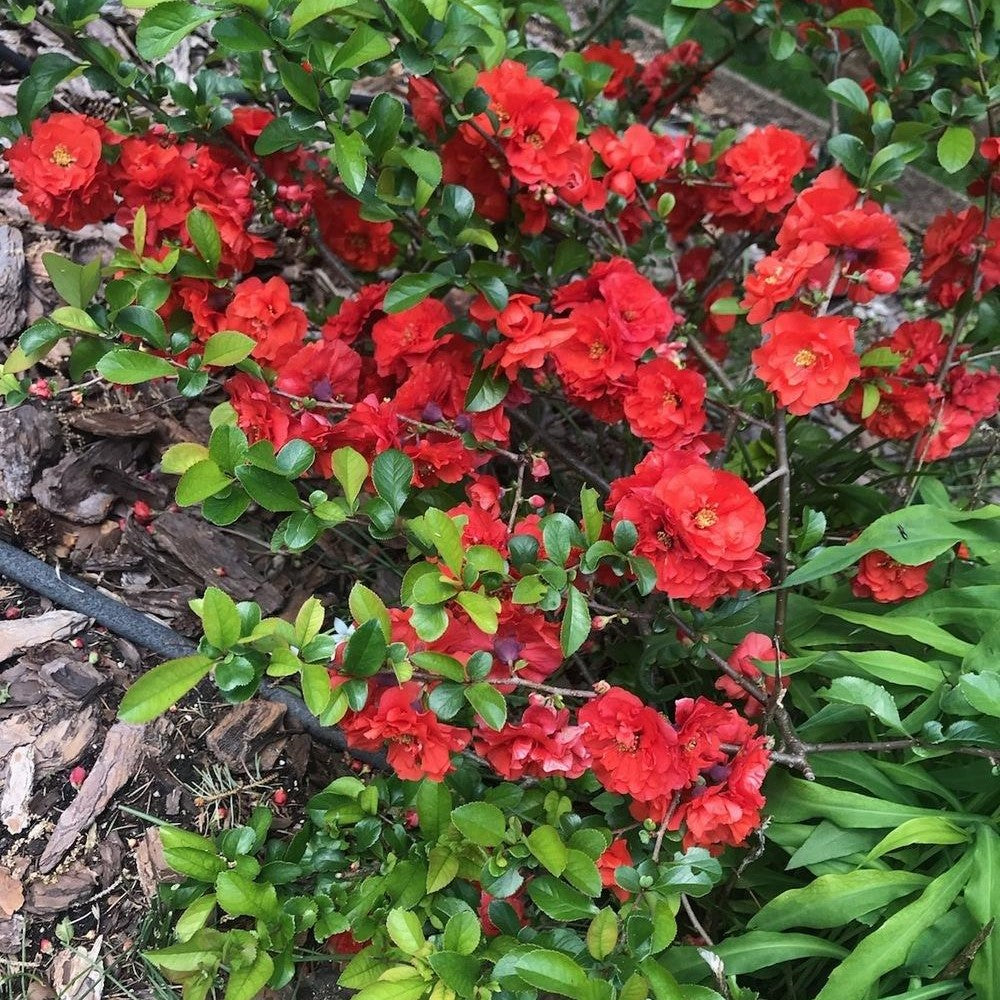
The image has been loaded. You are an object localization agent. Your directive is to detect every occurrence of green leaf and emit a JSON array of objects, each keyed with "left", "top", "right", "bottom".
[
  {"left": 333, "top": 447, "right": 368, "bottom": 505},
  {"left": 766, "top": 771, "right": 981, "bottom": 828},
  {"left": 587, "top": 908, "right": 619, "bottom": 960},
  {"left": 560, "top": 587, "right": 590, "bottom": 657},
  {"left": 694, "top": 932, "right": 848, "bottom": 975},
  {"left": 186, "top": 208, "right": 221, "bottom": 270},
  {"left": 372, "top": 449, "right": 413, "bottom": 511},
  {"left": 144, "top": 931, "right": 223, "bottom": 975},
  {"left": 814, "top": 852, "right": 973, "bottom": 1000},
  {"left": 862, "top": 25, "right": 903, "bottom": 85},
  {"left": 826, "top": 77, "right": 870, "bottom": 116},
  {"left": 136, "top": 2, "right": 215, "bottom": 61},
  {"left": 289, "top": 0, "right": 356, "bottom": 34},
  {"left": 416, "top": 779, "right": 453, "bottom": 839},
  {"left": 42, "top": 253, "right": 100, "bottom": 309},
  {"left": 818, "top": 606, "right": 971, "bottom": 658},
  {"left": 528, "top": 876, "right": 599, "bottom": 921},
  {"left": 785, "top": 505, "right": 1000, "bottom": 585},
  {"left": 17, "top": 53, "right": 81, "bottom": 130},
  {"left": 225, "top": 951, "right": 274, "bottom": 1000},
  {"left": 426, "top": 846, "right": 460, "bottom": 892},
  {"left": 332, "top": 127, "right": 369, "bottom": 196},
  {"left": 422, "top": 508, "right": 465, "bottom": 575},
  {"left": 526, "top": 825, "right": 568, "bottom": 877},
  {"left": 235, "top": 466, "right": 302, "bottom": 512},
  {"left": 966, "top": 825, "right": 1000, "bottom": 996},
  {"left": 97, "top": 350, "right": 175, "bottom": 385},
  {"left": 329, "top": 23, "right": 393, "bottom": 72},
  {"left": 428, "top": 952, "right": 481, "bottom": 997},
  {"left": 118, "top": 655, "right": 213, "bottom": 723},
  {"left": 515, "top": 949, "right": 588, "bottom": 996},
  {"left": 455, "top": 591, "right": 499, "bottom": 634},
  {"left": 295, "top": 596, "right": 325, "bottom": 646},
  {"left": 465, "top": 367, "right": 509, "bottom": 413},
  {"left": 865, "top": 818, "right": 970, "bottom": 861},
  {"left": 276, "top": 439, "right": 316, "bottom": 478},
  {"left": 451, "top": 802, "right": 506, "bottom": 846},
  {"left": 215, "top": 871, "right": 277, "bottom": 919},
  {"left": 749, "top": 871, "right": 929, "bottom": 931},
  {"left": 465, "top": 683, "right": 506, "bottom": 731},
  {"left": 831, "top": 650, "right": 944, "bottom": 692},
  {"left": 382, "top": 273, "right": 450, "bottom": 313},
  {"left": 349, "top": 582, "right": 391, "bottom": 640},
  {"left": 201, "top": 587, "right": 241, "bottom": 650},
  {"left": 175, "top": 894, "right": 217, "bottom": 942},
  {"left": 301, "top": 661, "right": 333, "bottom": 716},
  {"left": 176, "top": 460, "right": 234, "bottom": 506},
  {"left": 442, "top": 910, "right": 481, "bottom": 956},
  {"left": 937, "top": 126, "right": 976, "bottom": 173},
  {"left": 279, "top": 56, "right": 320, "bottom": 110},
  {"left": 342, "top": 619, "right": 387, "bottom": 677},
  {"left": 563, "top": 849, "right": 602, "bottom": 897},
  {"left": 202, "top": 331, "right": 255, "bottom": 367},
  {"left": 769, "top": 29, "right": 796, "bottom": 60},
  {"left": 827, "top": 6, "right": 882, "bottom": 27},
  {"left": 827, "top": 133, "right": 868, "bottom": 179},
  {"left": 212, "top": 15, "right": 272, "bottom": 51},
  {"left": 822, "top": 677, "right": 904, "bottom": 731},
  {"left": 386, "top": 909, "right": 425, "bottom": 955},
  {"left": 959, "top": 672, "right": 1000, "bottom": 717}
]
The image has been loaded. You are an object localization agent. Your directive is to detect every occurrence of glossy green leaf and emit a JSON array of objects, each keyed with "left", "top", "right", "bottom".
[{"left": 118, "top": 655, "right": 213, "bottom": 723}]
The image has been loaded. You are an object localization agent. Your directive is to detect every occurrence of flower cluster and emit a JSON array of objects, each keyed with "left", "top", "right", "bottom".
[{"left": 842, "top": 318, "right": 1000, "bottom": 460}]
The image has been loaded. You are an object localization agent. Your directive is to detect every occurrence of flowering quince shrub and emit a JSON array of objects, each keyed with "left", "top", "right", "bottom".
[{"left": 4, "top": 0, "right": 1000, "bottom": 998}]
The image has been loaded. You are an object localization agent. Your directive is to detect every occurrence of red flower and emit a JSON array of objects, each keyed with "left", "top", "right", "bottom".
[
  {"left": 715, "top": 633, "right": 788, "bottom": 717},
  {"left": 669, "top": 736, "right": 770, "bottom": 853},
  {"left": 442, "top": 129, "right": 510, "bottom": 223},
  {"left": 408, "top": 76, "right": 446, "bottom": 140},
  {"left": 342, "top": 682, "right": 471, "bottom": 781},
  {"left": 551, "top": 302, "right": 635, "bottom": 415},
  {"left": 639, "top": 42, "right": 703, "bottom": 117},
  {"left": 5, "top": 113, "right": 116, "bottom": 229},
  {"left": 473, "top": 696, "right": 590, "bottom": 780},
  {"left": 609, "top": 451, "right": 768, "bottom": 608},
  {"left": 582, "top": 40, "right": 638, "bottom": 99},
  {"left": 556, "top": 257, "right": 678, "bottom": 358},
  {"left": 921, "top": 207, "right": 1000, "bottom": 307},
  {"left": 596, "top": 840, "right": 633, "bottom": 901},
  {"left": 713, "top": 126, "right": 814, "bottom": 223},
  {"left": 741, "top": 242, "right": 829, "bottom": 324},
  {"left": 577, "top": 687, "right": 687, "bottom": 801},
  {"left": 275, "top": 340, "right": 362, "bottom": 404},
  {"left": 776, "top": 169, "right": 910, "bottom": 302},
  {"left": 224, "top": 276, "right": 308, "bottom": 368},
  {"left": 852, "top": 551, "right": 931, "bottom": 602},
  {"left": 590, "top": 125, "right": 681, "bottom": 197},
  {"left": 752, "top": 311, "right": 860, "bottom": 415},
  {"left": 313, "top": 190, "right": 396, "bottom": 272},
  {"left": 474, "top": 60, "right": 580, "bottom": 188},
  {"left": 322, "top": 282, "right": 389, "bottom": 344},
  {"left": 623, "top": 358, "right": 706, "bottom": 448},
  {"left": 371, "top": 298, "right": 453, "bottom": 378},
  {"left": 476, "top": 294, "right": 574, "bottom": 376}
]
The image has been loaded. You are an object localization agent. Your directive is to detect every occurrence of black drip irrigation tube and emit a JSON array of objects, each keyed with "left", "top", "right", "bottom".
[{"left": 0, "top": 538, "right": 387, "bottom": 768}]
